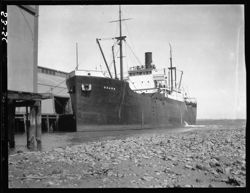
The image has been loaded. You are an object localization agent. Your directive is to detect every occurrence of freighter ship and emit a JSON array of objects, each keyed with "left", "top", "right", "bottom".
[{"left": 66, "top": 6, "right": 197, "bottom": 131}]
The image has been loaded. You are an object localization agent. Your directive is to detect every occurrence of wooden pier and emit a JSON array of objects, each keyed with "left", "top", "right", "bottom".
[{"left": 8, "top": 90, "right": 51, "bottom": 150}]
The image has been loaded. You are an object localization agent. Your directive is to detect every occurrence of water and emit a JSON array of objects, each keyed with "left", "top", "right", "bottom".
[{"left": 10, "top": 119, "right": 246, "bottom": 154}]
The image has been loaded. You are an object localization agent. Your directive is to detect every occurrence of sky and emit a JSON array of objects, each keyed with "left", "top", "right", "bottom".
[{"left": 38, "top": 5, "right": 246, "bottom": 120}]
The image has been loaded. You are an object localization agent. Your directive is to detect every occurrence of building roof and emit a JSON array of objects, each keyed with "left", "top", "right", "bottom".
[{"left": 37, "top": 70, "right": 69, "bottom": 97}]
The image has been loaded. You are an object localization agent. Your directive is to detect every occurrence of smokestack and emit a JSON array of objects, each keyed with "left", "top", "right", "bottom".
[{"left": 145, "top": 52, "right": 152, "bottom": 69}]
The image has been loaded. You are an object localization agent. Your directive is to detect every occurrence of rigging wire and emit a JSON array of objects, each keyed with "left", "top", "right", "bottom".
[
  {"left": 43, "top": 78, "right": 67, "bottom": 93},
  {"left": 114, "top": 42, "right": 121, "bottom": 78},
  {"left": 124, "top": 39, "right": 129, "bottom": 73},
  {"left": 126, "top": 42, "right": 138, "bottom": 68},
  {"left": 124, "top": 20, "right": 137, "bottom": 55},
  {"left": 124, "top": 19, "right": 144, "bottom": 69},
  {"left": 124, "top": 40, "right": 143, "bottom": 66},
  {"left": 54, "top": 87, "right": 68, "bottom": 95},
  {"left": 37, "top": 82, "right": 65, "bottom": 89}
]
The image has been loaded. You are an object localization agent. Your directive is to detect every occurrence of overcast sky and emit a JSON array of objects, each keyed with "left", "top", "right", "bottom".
[{"left": 38, "top": 5, "right": 245, "bottom": 119}]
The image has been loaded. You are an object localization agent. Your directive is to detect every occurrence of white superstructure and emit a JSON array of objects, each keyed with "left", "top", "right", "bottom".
[{"left": 125, "top": 52, "right": 187, "bottom": 102}]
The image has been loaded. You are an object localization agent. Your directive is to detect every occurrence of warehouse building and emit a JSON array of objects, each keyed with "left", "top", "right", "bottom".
[
  {"left": 7, "top": 5, "right": 75, "bottom": 149},
  {"left": 15, "top": 66, "right": 75, "bottom": 133},
  {"left": 37, "top": 66, "right": 74, "bottom": 132},
  {"left": 7, "top": 5, "right": 45, "bottom": 149}
]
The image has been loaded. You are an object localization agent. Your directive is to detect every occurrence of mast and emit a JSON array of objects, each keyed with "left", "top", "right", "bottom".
[
  {"left": 110, "top": 5, "right": 130, "bottom": 80},
  {"left": 76, "top": 42, "right": 78, "bottom": 70},
  {"left": 112, "top": 45, "right": 118, "bottom": 79},
  {"left": 169, "top": 43, "right": 173, "bottom": 92},
  {"left": 119, "top": 5, "right": 123, "bottom": 81}
]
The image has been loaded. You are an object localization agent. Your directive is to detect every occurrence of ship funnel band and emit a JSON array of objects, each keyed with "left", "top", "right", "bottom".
[
  {"left": 145, "top": 52, "right": 152, "bottom": 69},
  {"left": 81, "top": 84, "right": 92, "bottom": 92}
]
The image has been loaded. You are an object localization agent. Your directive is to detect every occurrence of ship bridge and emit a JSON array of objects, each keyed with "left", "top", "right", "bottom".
[
  {"left": 127, "top": 52, "right": 169, "bottom": 94},
  {"left": 126, "top": 52, "right": 186, "bottom": 102},
  {"left": 128, "top": 65, "right": 155, "bottom": 76}
]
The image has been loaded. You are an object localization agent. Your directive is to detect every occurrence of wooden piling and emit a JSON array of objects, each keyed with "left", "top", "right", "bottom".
[
  {"left": 8, "top": 99, "right": 15, "bottom": 148},
  {"left": 28, "top": 104, "right": 36, "bottom": 149},
  {"left": 25, "top": 106, "right": 30, "bottom": 148},
  {"left": 35, "top": 101, "right": 42, "bottom": 150},
  {"left": 8, "top": 90, "right": 51, "bottom": 150},
  {"left": 56, "top": 114, "right": 59, "bottom": 132},
  {"left": 23, "top": 114, "right": 26, "bottom": 133},
  {"left": 46, "top": 115, "right": 50, "bottom": 133}
]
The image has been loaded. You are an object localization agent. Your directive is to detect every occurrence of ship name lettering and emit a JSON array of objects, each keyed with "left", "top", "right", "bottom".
[{"left": 104, "top": 86, "right": 116, "bottom": 90}]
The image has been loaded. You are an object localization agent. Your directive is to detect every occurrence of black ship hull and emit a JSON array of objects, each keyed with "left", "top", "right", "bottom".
[{"left": 66, "top": 76, "right": 197, "bottom": 131}]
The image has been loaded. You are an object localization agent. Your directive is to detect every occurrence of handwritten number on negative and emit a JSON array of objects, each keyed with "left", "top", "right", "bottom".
[
  {"left": 1, "top": 11, "right": 8, "bottom": 43},
  {"left": 1, "top": 11, "right": 7, "bottom": 17},
  {"left": 1, "top": 19, "right": 7, "bottom": 25}
]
